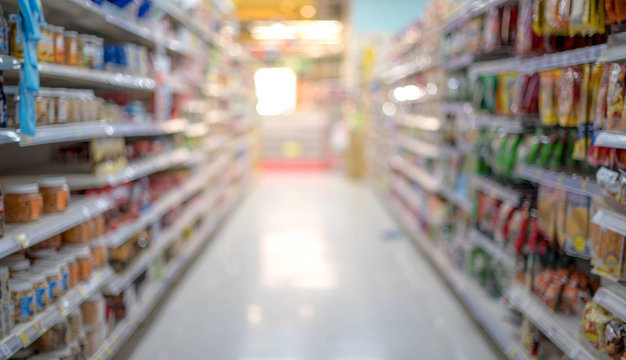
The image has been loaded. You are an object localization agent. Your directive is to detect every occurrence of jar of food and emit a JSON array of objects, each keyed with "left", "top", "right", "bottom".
[
  {"left": 4, "top": 183, "right": 42, "bottom": 223},
  {"left": 80, "top": 294, "right": 102, "bottom": 326},
  {"left": 29, "top": 248, "right": 58, "bottom": 262},
  {"left": 56, "top": 260, "right": 70, "bottom": 293},
  {"left": 78, "top": 34, "right": 92, "bottom": 68},
  {"left": 9, "top": 18, "right": 22, "bottom": 58},
  {"left": 15, "top": 272, "right": 49, "bottom": 313},
  {"left": 9, "top": 259, "right": 30, "bottom": 276},
  {"left": 38, "top": 24, "right": 54, "bottom": 62},
  {"left": 35, "top": 318, "right": 69, "bottom": 352},
  {"left": 90, "top": 238, "right": 107, "bottom": 269},
  {"left": 89, "top": 215, "right": 105, "bottom": 238},
  {"left": 35, "top": 93, "right": 49, "bottom": 126},
  {"left": 70, "top": 92, "right": 81, "bottom": 123},
  {"left": 8, "top": 278, "right": 34, "bottom": 323},
  {"left": 39, "top": 176, "right": 69, "bottom": 214},
  {"left": 73, "top": 246, "right": 91, "bottom": 282},
  {"left": 46, "top": 89, "right": 57, "bottom": 125},
  {"left": 68, "top": 340, "right": 81, "bottom": 360},
  {"left": 55, "top": 89, "right": 69, "bottom": 124},
  {"left": 62, "top": 222, "right": 91, "bottom": 244},
  {"left": 83, "top": 325, "right": 104, "bottom": 357},
  {"left": 91, "top": 36, "right": 104, "bottom": 70},
  {"left": 58, "top": 252, "right": 78, "bottom": 288},
  {"left": 51, "top": 25, "right": 65, "bottom": 65},
  {"left": 64, "top": 31, "right": 78, "bottom": 66},
  {"left": 32, "top": 234, "right": 62, "bottom": 250},
  {"left": 67, "top": 309, "right": 82, "bottom": 341},
  {"left": 40, "top": 265, "right": 62, "bottom": 303}
]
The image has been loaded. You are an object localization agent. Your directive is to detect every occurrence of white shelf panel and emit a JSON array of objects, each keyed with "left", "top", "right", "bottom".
[
  {"left": 592, "top": 207, "right": 626, "bottom": 237},
  {"left": 0, "top": 196, "right": 115, "bottom": 259},
  {"left": 66, "top": 148, "right": 191, "bottom": 190},
  {"left": 391, "top": 156, "right": 442, "bottom": 193},
  {"left": 516, "top": 165, "right": 601, "bottom": 198},
  {"left": 90, "top": 197, "right": 230, "bottom": 360},
  {"left": 153, "top": 0, "right": 217, "bottom": 45},
  {"left": 105, "top": 155, "right": 228, "bottom": 248},
  {"left": 593, "top": 131, "right": 626, "bottom": 149},
  {"left": 443, "top": 53, "right": 474, "bottom": 72},
  {"left": 473, "top": 175, "right": 521, "bottom": 205},
  {"left": 387, "top": 198, "right": 530, "bottom": 360},
  {"left": 397, "top": 133, "right": 441, "bottom": 158},
  {"left": 0, "top": 55, "right": 20, "bottom": 71},
  {"left": 593, "top": 283, "right": 626, "bottom": 322},
  {"left": 469, "top": 45, "right": 606, "bottom": 77},
  {"left": 471, "top": 114, "right": 524, "bottom": 133},
  {"left": 0, "top": 267, "right": 114, "bottom": 360},
  {"left": 39, "top": 63, "right": 155, "bottom": 91},
  {"left": 469, "top": 229, "right": 516, "bottom": 268},
  {"left": 381, "top": 56, "right": 440, "bottom": 83},
  {"left": 508, "top": 285, "right": 597, "bottom": 360}
]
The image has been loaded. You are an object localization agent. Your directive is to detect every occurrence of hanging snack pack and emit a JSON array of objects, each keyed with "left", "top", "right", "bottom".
[{"left": 563, "top": 192, "right": 591, "bottom": 258}]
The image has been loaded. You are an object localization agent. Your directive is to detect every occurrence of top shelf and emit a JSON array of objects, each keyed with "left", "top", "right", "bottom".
[
  {"left": 153, "top": 0, "right": 218, "bottom": 46},
  {"left": 441, "top": 0, "right": 517, "bottom": 32}
]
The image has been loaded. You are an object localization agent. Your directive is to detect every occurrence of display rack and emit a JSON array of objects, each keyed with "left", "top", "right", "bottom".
[
  {"left": 468, "top": 229, "right": 516, "bottom": 269},
  {"left": 516, "top": 165, "right": 601, "bottom": 198},
  {"left": 472, "top": 175, "right": 520, "bottom": 205},
  {"left": 391, "top": 156, "right": 442, "bottom": 193}
]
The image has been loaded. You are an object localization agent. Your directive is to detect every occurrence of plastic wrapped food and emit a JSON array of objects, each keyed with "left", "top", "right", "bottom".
[
  {"left": 539, "top": 70, "right": 560, "bottom": 125},
  {"left": 558, "top": 66, "right": 582, "bottom": 127},
  {"left": 606, "top": 63, "right": 626, "bottom": 129}
]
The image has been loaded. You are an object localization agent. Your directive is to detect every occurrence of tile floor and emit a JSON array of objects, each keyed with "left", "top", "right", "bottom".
[{"left": 124, "top": 172, "right": 499, "bottom": 360}]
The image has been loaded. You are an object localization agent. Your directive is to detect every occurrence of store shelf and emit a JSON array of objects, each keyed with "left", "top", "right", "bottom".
[
  {"left": 469, "top": 44, "right": 607, "bottom": 77},
  {"left": 66, "top": 147, "right": 191, "bottom": 190},
  {"left": 592, "top": 207, "right": 626, "bottom": 236},
  {"left": 38, "top": 63, "right": 156, "bottom": 91},
  {"left": 387, "top": 198, "right": 530, "bottom": 360},
  {"left": 153, "top": 0, "right": 217, "bottom": 45},
  {"left": 593, "top": 131, "right": 626, "bottom": 149},
  {"left": 104, "top": 188, "right": 220, "bottom": 295},
  {"left": 441, "top": 0, "right": 516, "bottom": 32},
  {"left": 593, "top": 283, "right": 626, "bottom": 322},
  {"left": 516, "top": 165, "right": 601, "bottom": 198},
  {"left": 0, "top": 55, "right": 21, "bottom": 71},
  {"left": 468, "top": 229, "right": 516, "bottom": 268},
  {"left": 397, "top": 133, "right": 441, "bottom": 158},
  {"left": 381, "top": 56, "right": 440, "bottom": 83},
  {"left": 508, "top": 284, "right": 597, "bottom": 360},
  {"left": 0, "top": 267, "right": 114, "bottom": 360},
  {"left": 391, "top": 156, "right": 441, "bottom": 193},
  {"left": 90, "top": 198, "right": 229, "bottom": 360},
  {"left": 443, "top": 101, "right": 473, "bottom": 115},
  {"left": 105, "top": 155, "right": 228, "bottom": 248},
  {"left": 440, "top": 186, "right": 472, "bottom": 212},
  {"left": 18, "top": 119, "right": 188, "bottom": 147},
  {"left": 0, "top": 196, "right": 115, "bottom": 259},
  {"left": 473, "top": 175, "right": 521, "bottom": 205},
  {"left": 399, "top": 113, "right": 443, "bottom": 132},
  {"left": 443, "top": 53, "right": 475, "bottom": 72},
  {"left": 471, "top": 114, "right": 523, "bottom": 133}
]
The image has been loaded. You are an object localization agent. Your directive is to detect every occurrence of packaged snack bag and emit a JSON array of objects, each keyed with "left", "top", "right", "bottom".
[
  {"left": 483, "top": 7, "right": 501, "bottom": 52},
  {"left": 606, "top": 63, "right": 626, "bottom": 128},
  {"left": 589, "top": 214, "right": 626, "bottom": 280},
  {"left": 560, "top": 271, "right": 592, "bottom": 315},
  {"left": 616, "top": 0, "right": 626, "bottom": 21},
  {"left": 532, "top": 0, "right": 546, "bottom": 35},
  {"left": 563, "top": 192, "right": 591, "bottom": 258},
  {"left": 605, "top": 319, "right": 625, "bottom": 359},
  {"left": 581, "top": 301, "right": 615, "bottom": 351},
  {"left": 538, "top": 185, "right": 558, "bottom": 242},
  {"left": 559, "top": 66, "right": 582, "bottom": 127},
  {"left": 594, "top": 63, "right": 611, "bottom": 133},
  {"left": 501, "top": 5, "right": 519, "bottom": 48},
  {"left": 540, "top": 70, "right": 560, "bottom": 125},
  {"left": 606, "top": 0, "right": 618, "bottom": 23}
]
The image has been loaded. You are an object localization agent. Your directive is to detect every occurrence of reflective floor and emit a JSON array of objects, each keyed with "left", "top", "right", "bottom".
[{"left": 126, "top": 173, "right": 499, "bottom": 360}]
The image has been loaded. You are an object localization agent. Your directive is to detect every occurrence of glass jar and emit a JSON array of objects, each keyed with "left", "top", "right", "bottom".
[
  {"left": 78, "top": 34, "right": 92, "bottom": 68},
  {"left": 67, "top": 310, "right": 83, "bottom": 342},
  {"left": 8, "top": 259, "right": 30, "bottom": 276},
  {"left": 55, "top": 89, "right": 69, "bottom": 124},
  {"left": 89, "top": 215, "right": 105, "bottom": 238},
  {"left": 39, "top": 24, "right": 54, "bottom": 62},
  {"left": 47, "top": 89, "right": 57, "bottom": 125},
  {"left": 35, "top": 318, "right": 70, "bottom": 352},
  {"left": 39, "top": 176, "right": 69, "bottom": 214},
  {"left": 62, "top": 222, "right": 91, "bottom": 245},
  {"left": 4, "top": 183, "right": 42, "bottom": 223},
  {"left": 58, "top": 252, "right": 78, "bottom": 288},
  {"left": 73, "top": 246, "right": 92, "bottom": 282},
  {"left": 91, "top": 36, "right": 104, "bottom": 70},
  {"left": 52, "top": 25, "right": 65, "bottom": 65},
  {"left": 80, "top": 294, "right": 102, "bottom": 327},
  {"left": 9, "top": 18, "right": 22, "bottom": 58},
  {"left": 8, "top": 278, "right": 34, "bottom": 323},
  {"left": 32, "top": 234, "right": 62, "bottom": 250},
  {"left": 35, "top": 93, "right": 49, "bottom": 126},
  {"left": 57, "top": 260, "right": 70, "bottom": 293},
  {"left": 14, "top": 272, "right": 48, "bottom": 313},
  {"left": 64, "top": 31, "right": 78, "bottom": 66},
  {"left": 90, "top": 238, "right": 107, "bottom": 269},
  {"left": 40, "top": 265, "right": 63, "bottom": 303}
]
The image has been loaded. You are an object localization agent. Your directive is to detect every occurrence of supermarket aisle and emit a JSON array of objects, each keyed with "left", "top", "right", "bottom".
[{"left": 125, "top": 173, "right": 499, "bottom": 360}]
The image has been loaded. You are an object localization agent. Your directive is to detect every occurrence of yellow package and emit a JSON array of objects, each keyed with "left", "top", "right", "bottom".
[
  {"left": 558, "top": 66, "right": 582, "bottom": 127},
  {"left": 533, "top": 0, "right": 545, "bottom": 35},
  {"left": 563, "top": 192, "right": 591, "bottom": 258},
  {"left": 539, "top": 70, "right": 561, "bottom": 125}
]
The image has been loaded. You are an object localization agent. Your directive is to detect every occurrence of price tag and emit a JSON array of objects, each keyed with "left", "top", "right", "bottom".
[
  {"left": 34, "top": 321, "right": 43, "bottom": 332},
  {"left": 96, "top": 273, "right": 104, "bottom": 283},
  {"left": 0, "top": 343, "right": 13, "bottom": 357},
  {"left": 16, "top": 234, "right": 28, "bottom": 248},
  {"left": 557, "top": 173, "right": 563, "bottom": 186},
  {"left": 105, "top": 347, "right": 113, "bottom": 356},
  {"left": 508, "top": 348, "right": 517, "bottom": 359},
  {"left": 97, "top": 356, "right": 104, "bottom": 360},
  {"left": 581, "top": 179, "right": 587, "bottom": 192},
  {"left": 17, "top": 333, "right": 30, "bottom": 346},
  {"left": 535, "top": 167, "right": 541, "bottom": 178},
  {"left": 78, "top": 287, "right": 88, "bottom": 298}
]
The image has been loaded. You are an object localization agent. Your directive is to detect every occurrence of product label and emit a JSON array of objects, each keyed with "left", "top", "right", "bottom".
[
  {"left": 34, "top": 287, "right": 46, "bottom": 310},
  {"left": 19, "top": 295, "right": 33, "bottom": 319},
  {"left": 48, "top": 279, "right": 58, "bottom": 302},
  {"left": 61, "top": 272, "right": 69, "bottom": 291},
  {"left": 0, "top": 29, "right": 7, "bottom": 53}
]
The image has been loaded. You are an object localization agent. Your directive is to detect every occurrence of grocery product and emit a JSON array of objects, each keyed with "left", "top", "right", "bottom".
[
  {"left": 62, "top": 222, "right": 91, "bottom": 245},
  {"left": 39, "top": 177, "right": 69, "bottom": 214},
  {"left": 8, "top": 278, "right": 34, "bottom": 323},
  {"left": 4, "top": 183, "right": 42, "bottom": 223},
  {"left": 581, "top": 301, "right": 615, "bottom": 351},
  {"left": 563, "top": 192, "right": 591, "bottom": 258}
]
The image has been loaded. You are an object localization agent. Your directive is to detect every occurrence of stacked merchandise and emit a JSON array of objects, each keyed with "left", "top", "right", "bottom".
[
  {"left": 370, "top": 0, "right": 626, "bottom": 358},
  {"left": 0, "top": 1, "right": 255, "bottom": 360}
]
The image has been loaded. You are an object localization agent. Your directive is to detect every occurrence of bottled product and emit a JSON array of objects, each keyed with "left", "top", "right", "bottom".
[
  {"left": 36, "top": 318, "right": 70, "bottom": 352},
  {"left": 80, "top": 294, "right": 103, "bottom": 326},
  {"left": 0, "top": 185, "right": 4, "bottom": 237},
  {"left": 78, "top": 34, "right": 92, "bottom": 68},
  {"left": 52, "top": 25, "right": 65, "bottom": 64},
  {"left": 62, "top": 222, "right": 91, "bottom": 244},
  {"left": 8, "top": 278, "right": 34, "bottom": 323},
  {"left": 39, "top": 24, "right": 54, "bottom": 62},
  {"left": 0, "top": 4, "right": 8, "bottom": 55},
  {"left": 4, "top": 183, "right": 43, "bottom": 223},
  {"left": 39, "top": 176, "right": 69, "bottom": 213},
  {"left": 14, "top": 272, "right": 49, "bottom": 313},
  {"left": 32, "top": 234, "right": 62, "bottom": 250},
  {"left": 40, "top": 264, "right": 63, "bottom": 303},
  {"left": 9, "top": 18, "right": 22, "bottom": 58},
  {"left": 90, "top": 238, "right": 107, "bottom": 268},
  {"left": 64, "top": 31, "right": 78, "bottom": 66}
]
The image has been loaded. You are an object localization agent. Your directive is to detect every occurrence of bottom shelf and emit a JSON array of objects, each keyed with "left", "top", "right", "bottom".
[
  {"left": 386, "top": 196, "right": 530, "bottom": 360},
  {"left": 89, "top": 181, "right": 247, "bottom": 360}
]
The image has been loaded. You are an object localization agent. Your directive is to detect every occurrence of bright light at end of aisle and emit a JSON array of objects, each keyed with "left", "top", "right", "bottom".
[
  {"left": 392, "top": 85, "right": 423, "bottom": 102},
  {"left": 254, "top": 68, "right": 297, "bottom": 116}
]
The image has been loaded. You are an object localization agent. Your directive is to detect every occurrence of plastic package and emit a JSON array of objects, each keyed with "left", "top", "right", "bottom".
[
  {"left": 39, "top": 176, "right": 69, "bottom": 214},
  {"left": 558, "top": 66, "right": 582, "bottom": 127},
  {"left": 64, "top": 31, "right": 78, "bottom": 66},
  {"left": 606, "top": 63, "right": 626, "bottom": 129},
  {"left": 539, "top": 70, "right": 560, "bottom": 125},
  {"left": 84, "top": 325, "right": 105, "bottom": 357},
  {"left": 4, "top": 183, "right": 43, "bottom": 223},
  {"left": 80, "top": 294, "right": 103, "bottom": 326},
  {"left": 90, "top": 238, "right": 107, "bottom": 269},
  {"left": 9, "top": 278, "right": 34, "bottom": 323},
  {"left": 67, "top": 309, "right": 83, "bottom": 341},
  {"left": 51, "top": 25, "right": 65, "bottom": 65},
  {"left": 62, "top": 222, "right": 91, "bottom": 245},
  {"left": 581, "top": 302, "right": 614, "bottom": 351}
]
